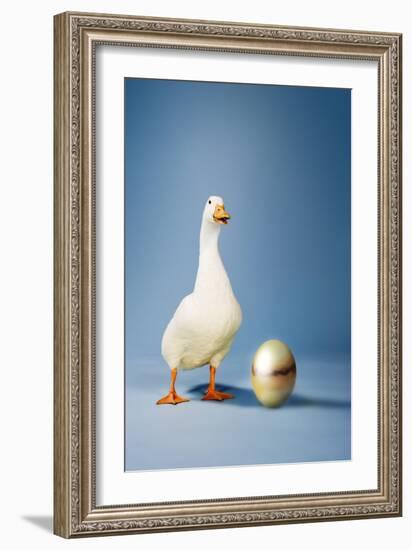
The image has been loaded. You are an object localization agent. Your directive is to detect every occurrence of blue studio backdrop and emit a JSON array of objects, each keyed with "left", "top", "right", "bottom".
[{"left": 125, "top": 77, "right": 351, "bottom": 471}]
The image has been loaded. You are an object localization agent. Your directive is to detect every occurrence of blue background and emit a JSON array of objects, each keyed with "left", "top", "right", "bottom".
[{"left": 125, "top": 78, "right": 351, "bottom": 471}]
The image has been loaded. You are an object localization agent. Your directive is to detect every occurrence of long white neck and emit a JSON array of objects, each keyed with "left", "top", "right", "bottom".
[{"left": 194, "top": 217, "right": 232, "bottom": 295}]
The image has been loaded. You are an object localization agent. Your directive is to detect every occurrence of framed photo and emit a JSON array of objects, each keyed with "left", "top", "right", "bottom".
[{"left": 53, "top": 12, "right": 402, "bottom": 538}]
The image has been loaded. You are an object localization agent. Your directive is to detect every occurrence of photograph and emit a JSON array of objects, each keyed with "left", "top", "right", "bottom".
[{"left": 124, "top": 77, "right": 351, "bottom": 471}]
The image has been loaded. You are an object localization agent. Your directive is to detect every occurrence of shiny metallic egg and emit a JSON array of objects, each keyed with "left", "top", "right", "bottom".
[{"left": 251, "top": 339, "right": 296, "bottom": 407}]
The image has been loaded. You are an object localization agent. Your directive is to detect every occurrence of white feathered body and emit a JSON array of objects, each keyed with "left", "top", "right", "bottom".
[{"left": 161, "top": 208, "right": 242, "bottom": 372}]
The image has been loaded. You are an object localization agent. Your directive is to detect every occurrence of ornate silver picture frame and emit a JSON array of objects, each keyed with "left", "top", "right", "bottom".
[{"left": 54, "top": 11, "right": 402, "bottom": 538}]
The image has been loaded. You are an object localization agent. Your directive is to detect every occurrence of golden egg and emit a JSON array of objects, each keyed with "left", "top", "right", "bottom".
[{"left": 251, "top": 339, "right": 296, "bottom": 407}]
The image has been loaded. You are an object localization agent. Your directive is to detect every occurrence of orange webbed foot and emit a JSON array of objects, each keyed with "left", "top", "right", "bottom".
[
  {"left": 156, "top": 392, "right": 190, "bottom": 405},
  {"left": 202, "top": 389, "right": 234, "bottom": 401}
]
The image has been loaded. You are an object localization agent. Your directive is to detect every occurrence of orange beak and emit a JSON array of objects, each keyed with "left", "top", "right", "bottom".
[{"left": 213, "top": 204, "right": 231, "bottom": 225}]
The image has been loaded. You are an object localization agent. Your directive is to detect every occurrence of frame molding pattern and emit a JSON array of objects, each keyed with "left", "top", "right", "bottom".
[{"left": 54, "top": 11, "right": 402, "bottom": 538}]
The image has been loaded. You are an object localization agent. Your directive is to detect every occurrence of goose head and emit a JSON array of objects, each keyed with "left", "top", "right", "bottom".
[{"left": 203, "top": 196, "right": 231, "bottom": 226}]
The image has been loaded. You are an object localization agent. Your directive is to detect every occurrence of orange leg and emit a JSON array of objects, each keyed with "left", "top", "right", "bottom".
[
  {"left": 202, "top": 366, "right": 234, "bottom": 401},
  {"left": 156, "top": 368, "right": 190, "bottom": 405}
]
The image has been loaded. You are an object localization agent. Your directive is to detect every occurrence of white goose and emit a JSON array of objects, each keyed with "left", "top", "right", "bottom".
[{"left": 157, "top": 196, "right": 242, "bottom": 405}]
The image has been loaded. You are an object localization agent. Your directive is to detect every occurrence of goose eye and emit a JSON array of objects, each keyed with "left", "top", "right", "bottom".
[{"left": 208, "top": 200, "right": 211, "bottom": 204}]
